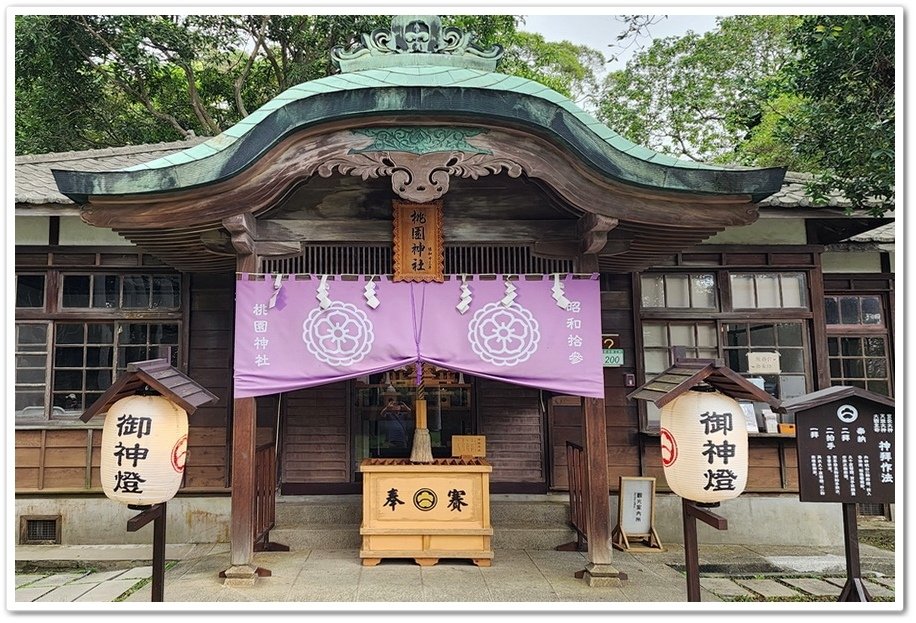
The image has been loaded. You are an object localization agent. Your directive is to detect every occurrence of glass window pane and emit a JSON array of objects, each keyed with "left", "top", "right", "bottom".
[
  {"left": 829, "top": 358, "right": 842, "bottom": 377},
  {"left": 643, "top": 324, "right": 667, "bottom": 347},
  {"left": 17, "top": 354, "right": 47, "bottom": 368},
  {"left": 54, "top": 347, "right": 84, "bottom": 368},
  {"left": 123, "top": 275, "right": 151, "bottom": 308},
  {"left": 843, "top": 359, "right": 864, "bottom": 378},
  {"left": 16, "top": 368, "right": 46, "bottom": 384},
  {"left": 120, "top": 346, "right": 149, "bottom": 368},
  {"left": 827, "top": 337, "right": 839, "bottom": 356},
  {"left": 825, "top": 297, "right": 840, "bottom": 325},
  {"left": 62, "top": 275, "right": 91, "bottom": 307},
  {"left": 53, "top": 392, "right": 84, "bottom": 411},
  {"left": 85, "top": 347, "right": 113, "bottom": 368},
  {"left": 867, "top": 381, "right": 889, "bottom": 396},
  {"left": 861, "top": 297, "right": 883, "bottom": 325},
  {"left": 695, "top": 324, "right": 717, "bottom": 347},
  {"left": 726, "top": 350, "right": 745, "bottom": 372},
  {"left": 56, "top": 324, "right": 84, "bottom": 344},
  {"left": 18, "top": 324, "right": 48, "bottom": 347},
  {"left": 748, "top": 325, "right": 776, "bottom": 347},
  {"left": 669, "top": 324, "right": 695, "bottom": 347},
  {"left": 665, "top": 275, "right": 690, "bottom": 308},
  {"left": 840, "top": 297, "right": 860, "bottom": 324},
  {"left": 92, "top": 275, "right": 120, "bottom": 309},
  {"left": 123, "top": 324, "right": 149, "bottom": 344},
  {"left": 87, "top": 323, "right": 114, "bottom": 344},
  {"left": 152, "top": 276, "right": 181, "bottom": 308},
  {"left": 690, "top": 274, "right": 717, "bottom": 308},
  {"left": 697, "top": 348, "right": 718, "bottom": 360},
  {"left": 864, "top": 337, "right": 886, "bottom": 357},
  {"left": 640, "top": 275, "right": 664, "bottom": 307},
  {"left": 776, "top": 323, "right": 803, "bottom": 346},
  {"left": 53, "top": 369, "right": 83, "bottom": 391},
  {"left": 16, "top": 275, "right": 46, "bottom": 308},
  {"left": 847, "top": 380, "right": 866, "bottom": 390},
  {"left": 85, "top": 370, "right": 112, "bottom": 391},
  {"left": 730, "top": 274, "right": 755, "bottom": 308},
  {"left": 755, "top": 274, "right": 780, "bottom": 308},
  {"left": 780, "top": 273, "right": 807, "bottom": 308},
  {"left": 865, "top": 358, "right": 888, "bottom": 379},
  {"left": 16, "top": 393, "right": 45, "bottom": 412},
  {"left": 643, "top": 350, "right": 669, "bottom": 374},
  {"left": 841, "top": 338, "right": 863, "bottom": 356},
  {"left": 724, "top": 324, "right": 746, "bottom": 347},
  {"left": 779, "top": 349, "right": 805, "bottom": 373}
]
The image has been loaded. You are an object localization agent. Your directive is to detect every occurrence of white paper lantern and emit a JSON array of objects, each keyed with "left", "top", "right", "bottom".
[
  {"left": 100, "top": 394, "right": 189, "bottom": 505},
  {"left": 659, "top": 388, "right": 748, "bottom": 504}
]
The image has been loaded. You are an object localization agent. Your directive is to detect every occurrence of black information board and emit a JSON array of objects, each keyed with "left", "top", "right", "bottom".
[{"left": 795, "top": 395, "right": 895, "bottom": 504}]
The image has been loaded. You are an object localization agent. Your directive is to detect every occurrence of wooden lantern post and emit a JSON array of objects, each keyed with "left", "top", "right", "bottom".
[
  {"left": 80, "top": 358, "right": 217, "bottom": 602},
  {"left": 627, "top": 353, "right": 781, "bottom": 602}
]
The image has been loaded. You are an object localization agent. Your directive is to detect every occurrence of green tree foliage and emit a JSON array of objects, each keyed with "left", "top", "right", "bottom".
[
  {"left": 779, "top": 15, "right": 895, "bottom": 215},
  {"left": 596, "top": 15, "right": 800, "bottom": 163},
  {"left": 596, "top": 14, "right": 895, "bottom": 216},
  {"left": 15, "top": 14, "right": 602, "bottom": 155}
]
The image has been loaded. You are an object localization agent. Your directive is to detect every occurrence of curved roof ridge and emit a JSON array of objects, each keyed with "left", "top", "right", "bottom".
[{"left": 53, "top": 65, "right": 785, "bottom": 203}]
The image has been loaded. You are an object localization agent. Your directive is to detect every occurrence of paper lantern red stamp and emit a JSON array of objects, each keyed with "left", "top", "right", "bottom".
[
  {"left": 660, "top": 428, "right": 678, "bottom": 467},
  {"left": 171, "top": 435, "right": 188, "bottom": 473}
]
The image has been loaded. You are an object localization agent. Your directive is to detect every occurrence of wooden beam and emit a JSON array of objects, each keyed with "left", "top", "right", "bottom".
[
  {"left": 578, "top": 214, "right": 618, "bottom": 255},
  {"left": 264, "top": 218, "right": 578, "bottom": 243},
  {"left": 223, "top": 213, "right": 257, "bottom": 258}
]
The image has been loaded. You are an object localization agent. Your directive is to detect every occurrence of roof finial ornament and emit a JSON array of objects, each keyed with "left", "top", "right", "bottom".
[{"left": 331, "top": 15, "right": 503, "bottom": 73}]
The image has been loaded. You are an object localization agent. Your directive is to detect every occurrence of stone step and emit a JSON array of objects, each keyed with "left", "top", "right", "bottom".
[{"left": 269, "top": 525, "right": 577, "bottom": 551}]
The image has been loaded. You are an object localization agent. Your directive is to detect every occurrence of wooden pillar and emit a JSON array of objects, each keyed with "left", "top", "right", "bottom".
[{"left": 222, "top": 214, "right": 263, "bottom": 585}]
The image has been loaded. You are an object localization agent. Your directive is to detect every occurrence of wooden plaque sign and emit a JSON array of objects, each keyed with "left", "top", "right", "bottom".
[
  {"left": 393, "top": 200, "right": 444, "bottom": 282},
  {"left": 452, "top": 435, "right": 486, "bottom": 458},
  {"left": 794, "top": 395, "right": 895, "bottom": 504}
]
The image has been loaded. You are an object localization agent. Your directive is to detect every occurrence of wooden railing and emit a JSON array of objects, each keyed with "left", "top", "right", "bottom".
[
  {"left": 253, "top": 441, "right": 285, "bottom": 551},
  {"left": 556, "top": 441, "right": 589, "bottom": 551}
]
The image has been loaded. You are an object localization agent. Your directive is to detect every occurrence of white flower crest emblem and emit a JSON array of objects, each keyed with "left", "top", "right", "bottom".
[
  {"left": 302, "top": 302, "right": 374, "bottom": 366},
  {"left": 468, "top": 302, "right": 540, "bottom": 366}
]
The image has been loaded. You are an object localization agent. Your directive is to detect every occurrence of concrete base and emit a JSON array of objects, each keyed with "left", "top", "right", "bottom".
[
  {"left": 16, "top": 496, "right": 230, "bottom": 545},
  {"left": 581, "top": 563, "right": 625, "bottom": 588},
  {"left": 221, "top": 564, "right": 259, "bottom": 587},
  {"left": 17, "top": 492, "right": 845, "bottom": 548}
]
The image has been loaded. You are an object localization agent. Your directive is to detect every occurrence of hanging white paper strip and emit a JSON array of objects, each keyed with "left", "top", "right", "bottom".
[
  {"left": 551, "top": 274, "right": 570, "bottom": 310},
  {"left": 317, "top": 275, "right": 331, "bottom": 310},
  {"left": 501, "top": 277, "right": 517, "bottom": 307},
  {"left": 457, "top": 274, "right": 472, "bottom": 314},
  {"left": 364, "top": 277, "right": 380, "bottom": 309},
  {"left": 268, "top": 273, "right": 284, "bottom": 309}
]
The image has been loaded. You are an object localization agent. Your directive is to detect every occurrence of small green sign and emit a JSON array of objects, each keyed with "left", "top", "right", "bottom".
[{"left": 603, "top": 348, "right": 624, "bottom": 367}]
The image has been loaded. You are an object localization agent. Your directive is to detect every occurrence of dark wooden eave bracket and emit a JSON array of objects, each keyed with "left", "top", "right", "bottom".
[
  {"left": 627, "top": 355, "right": 781, "bottom": 409},
  {"left": 80, "top": 358, "right": 218, "bottom": 422}
]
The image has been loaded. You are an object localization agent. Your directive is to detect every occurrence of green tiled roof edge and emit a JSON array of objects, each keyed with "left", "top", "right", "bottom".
[{"left": 55, "top": 66, "right": 784, "bottom": 202}]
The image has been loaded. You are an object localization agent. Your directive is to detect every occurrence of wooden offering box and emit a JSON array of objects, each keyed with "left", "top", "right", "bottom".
[{"left": 359, "top": 457, "right": 493, "bottom": 567}]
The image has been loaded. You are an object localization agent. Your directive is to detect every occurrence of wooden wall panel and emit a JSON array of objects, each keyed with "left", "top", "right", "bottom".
[
  {"left": 477, "top": 379, "right": 544, "bottom": 485},
  {"left": 280, "top": 382, "right": 349, "bottom": 483},
  {"left": 186, "top": 272, "right": 234, "bottom": 430},
  {"left": 183, "top": 426, "right": 229, "bottom": 489}
]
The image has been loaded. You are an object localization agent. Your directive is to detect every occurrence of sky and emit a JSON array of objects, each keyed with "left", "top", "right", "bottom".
[{"left": 521, "top": 14, "right": 719, "bottom": 73}]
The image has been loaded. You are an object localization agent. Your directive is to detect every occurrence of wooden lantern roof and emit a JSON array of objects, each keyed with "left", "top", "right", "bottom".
[
  {"left": 627, "top": 358, "right": 781, "bottom": 409},
  {"left": 777, "top": 385, "right": 894, "bottom": 415},
  {"left": 51, "top": 16, "right": 786, "bottom": 274},
  {"left": 80, "top": 358, "right": 218, "bottom": 422}
]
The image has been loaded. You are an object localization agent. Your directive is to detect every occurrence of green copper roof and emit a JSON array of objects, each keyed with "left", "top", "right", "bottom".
[{"left": 53, "top": 64, "right": 784, "bottom": 202}]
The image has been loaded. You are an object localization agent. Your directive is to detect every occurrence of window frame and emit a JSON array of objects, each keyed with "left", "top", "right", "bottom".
[
  {"left": 14, "top": 266, "right": 185, "bottom": 425},
  {"left": 636, "top": 266, "right": 817, "bottom": 432}
]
